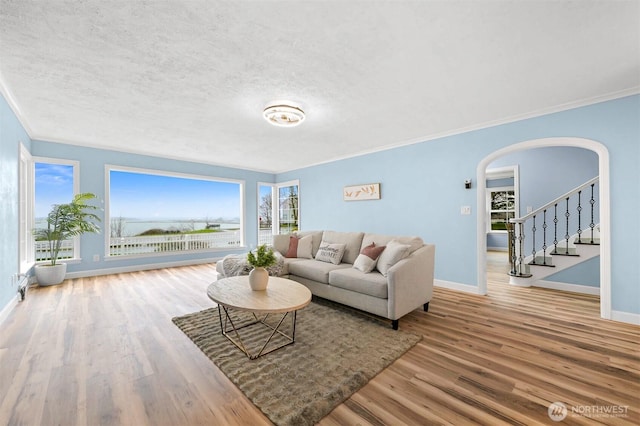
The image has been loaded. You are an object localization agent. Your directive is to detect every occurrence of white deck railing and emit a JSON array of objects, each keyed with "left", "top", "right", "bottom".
[
  {"left": 35, "top": 229, "right": 276, "bottom": 261},
  {"left": 35, "top": 240, "right": 74, "bottom": 262},
  {"left": 258, "top": 229, "right": 274, "bottom": 246},
  {"left": 108, "top": 231, "right": 242, "bottom": 256}
]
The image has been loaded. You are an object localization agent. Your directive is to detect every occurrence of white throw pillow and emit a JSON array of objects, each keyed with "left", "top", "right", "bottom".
[
  {"left": 284, "top": 235, "right": 313, "bottom": 259},
  {"left": 353, "top": 242, "right": 386, "bottom": 273},
  {"left": 376, "top": 241, "right": 411, "bottom": 276},
  {"left": 297, "top": 235, "right": 313, "bottom": 258},
  {"left": 315, "top": 242, "right": 346, "bottom": 265},
  {"left": 353, "top": 254, "right": 376, "bottom": 273}
]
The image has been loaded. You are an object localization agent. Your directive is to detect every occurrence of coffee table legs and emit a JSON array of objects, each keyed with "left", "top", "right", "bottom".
[{"left": 216, "top": 306, "right": 298, "bottom": 359}]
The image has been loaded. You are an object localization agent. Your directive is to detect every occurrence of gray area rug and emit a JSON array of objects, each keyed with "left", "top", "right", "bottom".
[{"left": 172, "top": 298, "right": 421, "bottom": 426}]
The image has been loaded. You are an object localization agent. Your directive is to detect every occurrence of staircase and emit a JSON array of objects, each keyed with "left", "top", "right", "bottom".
[{"left": 508, "top": 176, "right": 600, "bottom": 286}]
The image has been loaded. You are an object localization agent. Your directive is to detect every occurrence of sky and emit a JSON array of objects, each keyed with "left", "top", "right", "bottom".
[
  {"left": 35, "top": 163, "right": 241, "bottom": 220},
  {"left": 109, "top": 170, "right": 241, "bottom": 220},
  {"left": 35, "top": 162, "right": 74, "bottom": 218},
  {"left": 259, "top": 184, "right": 272, "bottom": 200}
]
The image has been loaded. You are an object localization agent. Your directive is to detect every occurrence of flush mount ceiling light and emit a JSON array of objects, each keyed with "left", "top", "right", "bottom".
[{"left": 263, "top": 102, "right": 305, "bottom": 127}]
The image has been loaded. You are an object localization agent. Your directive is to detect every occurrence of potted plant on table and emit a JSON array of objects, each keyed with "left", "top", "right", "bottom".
[
  {"left": 33, "top": 193, "right": 101, "bottom": 286},
  {"left": 246, "top": 244, "right": 277, "bottom": 291}
]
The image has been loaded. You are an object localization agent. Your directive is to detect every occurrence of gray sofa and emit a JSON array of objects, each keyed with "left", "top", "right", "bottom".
[{"left": 272, "top": 230, "right": 435, "bottom": 329}]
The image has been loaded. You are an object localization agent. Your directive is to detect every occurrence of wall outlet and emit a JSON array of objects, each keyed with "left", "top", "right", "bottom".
[
  {"left": 461, "top": 206, "right": 471, "bottom": 215},
  {"left": 93, "top": 254, "right": 100, "bottom": 262},
  {"left": 527, "top": 206, "right": 533, "bottom": 213}
]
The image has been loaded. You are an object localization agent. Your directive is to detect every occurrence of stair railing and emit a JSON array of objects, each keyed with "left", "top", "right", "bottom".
[{"left": 508, "top": 176, "right": 599, "bottom": 277}]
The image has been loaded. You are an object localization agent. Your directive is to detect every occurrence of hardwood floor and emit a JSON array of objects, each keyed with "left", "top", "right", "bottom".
[{"left": 1, "top": 254, "right": 638, "bottom": 425}]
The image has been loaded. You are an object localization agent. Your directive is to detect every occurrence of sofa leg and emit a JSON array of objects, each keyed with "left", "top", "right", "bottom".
[
  {"left": 391, "top": 319, "right": 399, "bottom": 330},
  {"left": 423, "top": 302, "right": 429, "bottom": 312}
]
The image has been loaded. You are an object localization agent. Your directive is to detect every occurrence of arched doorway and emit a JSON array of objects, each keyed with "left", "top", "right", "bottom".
[{"left": 475, "top": 137, "right": 611, "bottom": 319}]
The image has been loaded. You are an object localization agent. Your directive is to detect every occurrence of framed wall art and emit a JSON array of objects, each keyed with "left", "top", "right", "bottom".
[{"left": 343, "top": 183, "right": 380, "bottom": 201}]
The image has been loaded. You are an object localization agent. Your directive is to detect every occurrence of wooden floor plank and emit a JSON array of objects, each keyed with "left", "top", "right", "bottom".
[{"left": 0, "top": 253, "right": 638, "bottom": 425}]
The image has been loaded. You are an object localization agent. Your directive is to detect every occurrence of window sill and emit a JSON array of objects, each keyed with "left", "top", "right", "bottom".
[{"left": 35, "top": 258, "right": 82, "bottom": 265}]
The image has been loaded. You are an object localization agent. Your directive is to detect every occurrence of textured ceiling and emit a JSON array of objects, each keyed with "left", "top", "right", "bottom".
[{"left": 0, "top": 1, "right": 638, "bottom": 173}]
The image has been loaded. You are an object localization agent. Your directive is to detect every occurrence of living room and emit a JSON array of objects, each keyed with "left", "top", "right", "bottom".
[{"left": 1, "top": 1, "right": 639, "bottom": 424}]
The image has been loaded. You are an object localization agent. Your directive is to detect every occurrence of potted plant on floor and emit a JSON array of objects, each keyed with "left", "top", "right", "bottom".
[
  {"left": 33, "top": 193, "right": 101, "bottom": 286},
  {"left": 246, "top": 244, "right": 277, "bottom": 291}
]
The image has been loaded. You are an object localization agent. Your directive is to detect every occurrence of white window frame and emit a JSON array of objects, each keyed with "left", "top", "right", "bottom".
[
  {"left": 275, "top": 180, "right": 300, "bottom": 235},
  {"left": 256, "top": 180, "right": 300, "bottom": 244},
  {"left": 105, "top": 165, "right": 245, "bottom": 258},
  {"left": 19, "top": 144, "right": 34, "bottom": 273},
  {"left": 257, "top": 182, "right": 276, "bottom": 245},
  {"left": 487, "top": 186, "right": 517, "bottom": 233},
  {"left": 486, "top": 165, "right": 519, "bottom": 234},
  {"left": 33, "top": 157, "right": 80, "bottom": 262}
]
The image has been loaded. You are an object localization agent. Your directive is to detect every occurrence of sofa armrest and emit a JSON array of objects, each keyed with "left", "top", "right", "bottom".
[
  {"left": 386, "top": 244, "right": 435, "bottom": 320},
  {"left": 273, "top": 234, "right": 291, "bottom": 256}
]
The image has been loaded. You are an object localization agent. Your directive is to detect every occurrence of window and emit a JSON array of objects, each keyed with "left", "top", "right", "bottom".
[
  {"left": 488, "top": 188, "right": 516, "bottom": 231},
  {"left": 257, "top": 180, "right": 300, "bottom": 245},
  {"left": 107, "top": 166, "right": 243, "bottom": 257},
  {"left": 258, "top": 183, "right": 275, "bottom": 245},
  {"left": 34, "top": 158, "right": 78, "bottom": 262},
  {"left": 19, "top": 145, "right": 34, "bottom": 272},
  {"left": 278, "top": 182, "right": 299, "bottom": 234},
  {"left": 486, "top": 165, "right": 519, "bottom": 233}
]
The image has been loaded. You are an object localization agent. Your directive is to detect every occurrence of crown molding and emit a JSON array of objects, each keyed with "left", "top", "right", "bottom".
[
  {"left": 0, "top": 72, "right": 36, "bottom": 137},
  {"left": 276, "top": 87, "right": 639, "bottom": 174}
]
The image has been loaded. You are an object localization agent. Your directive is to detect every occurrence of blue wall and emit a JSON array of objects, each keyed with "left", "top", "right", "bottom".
[
  {"left": 487, "top": 147, "right": 600, "bottom": 287},
  {"left": 547, "top": 257, "right": 600, "bottom": 287},
  {"left": 0, "top": 95, "right": 31, "bottom": 311},
  {"left": 278, "top": 95, "right": 639, "bottom": 315},
  {"left": 29, "top": 141, "right": 275, "bottom": 275},
  {"left": 1, "top": 93, "right": 638, "bottom": 318},
  {"left": 487, "top": 147, "right": 599, "bottom": 250}
]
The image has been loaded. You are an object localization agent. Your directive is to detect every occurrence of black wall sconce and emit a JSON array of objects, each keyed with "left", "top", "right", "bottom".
[{"left": 464, "top": 179, "right": 472, "bottom": 189}]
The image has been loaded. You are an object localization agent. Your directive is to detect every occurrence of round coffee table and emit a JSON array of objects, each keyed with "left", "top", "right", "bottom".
[{"left": 207, "top": 276, "right": 311, "bottom": 359}]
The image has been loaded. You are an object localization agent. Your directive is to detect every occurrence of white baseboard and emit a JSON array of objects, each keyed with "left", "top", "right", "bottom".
[
  {"left": 0, "top": 294, "right": 19, "bottom": 327},
  {"left": 65, "top": 257, "right": 220, "bottom": 279},
  {"left": 611, "top": 310, "right": 640, "bottom": 326},
  {"left": 434, "top": 279, "right": 484, "bottom": 295},
  {"left": 534, "top": 280, "right": 600, "bottom": 295},
  {"left": 487, "top": 247, "right": 508, "bottom": 252}
]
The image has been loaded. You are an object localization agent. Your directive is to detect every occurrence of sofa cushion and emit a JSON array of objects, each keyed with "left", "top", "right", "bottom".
[
  {"left": 285, "top": 235, "right": 313, "bottom": 259},
  {"left": 361, "top": 233, "right": 424, "bottom": 254},
  {"left": 376, "top": 240, "right": 411, "bottom": 276},
  {"left": 329, "top": 268, "right": 388, "bottom": 299},
  {"left": 273, "top": 231, "right": 323, "bottom": 257},
  {"left": 321, "top": 231, "right": 365, "bottom": 264},
  {"left": 352, "top": 242, "right": 386, "bottom": 273},
  {"left": 288, "top": 259, "right": 350, "bottom": 284},
  {"left": 280, "top": 257, "right": 305, "bottom": 276},
  {"left": 295, "top": 230, "right": 324, "bottom": 257},
  {"left": 315, "top": 242, "right": 346, "bottom": 265}
]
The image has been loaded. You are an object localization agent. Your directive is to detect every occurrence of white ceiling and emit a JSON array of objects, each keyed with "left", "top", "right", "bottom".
[{"left": 1, "top": 1, "right": 638, "bottom": 173}]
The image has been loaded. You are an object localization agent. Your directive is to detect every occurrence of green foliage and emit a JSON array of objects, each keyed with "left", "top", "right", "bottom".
[
  {"left": 492, "top": 222, "right": 508, "bottom": 231},
  {"left": 187, "top": 229, "right": 220, "bottom": 234},
  {"left": 136, "top": 228, "right": 220, "bottom": 237},
  {"left": 33, "top": 193, "right": 101, "bottom": 266},
  {"left": 137, "top": 228, "right": 174, "bottom": 236},
  {"left": 247, "top": 244, "right": 276, "bottom": 268}
]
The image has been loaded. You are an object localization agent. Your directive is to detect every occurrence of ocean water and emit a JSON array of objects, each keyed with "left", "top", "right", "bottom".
[
  {"left": 35, "top": 218, "right": 240, "bottom": 237},
  {"left": 121, "top": 220, "right": 239, "bottom": 236}
]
